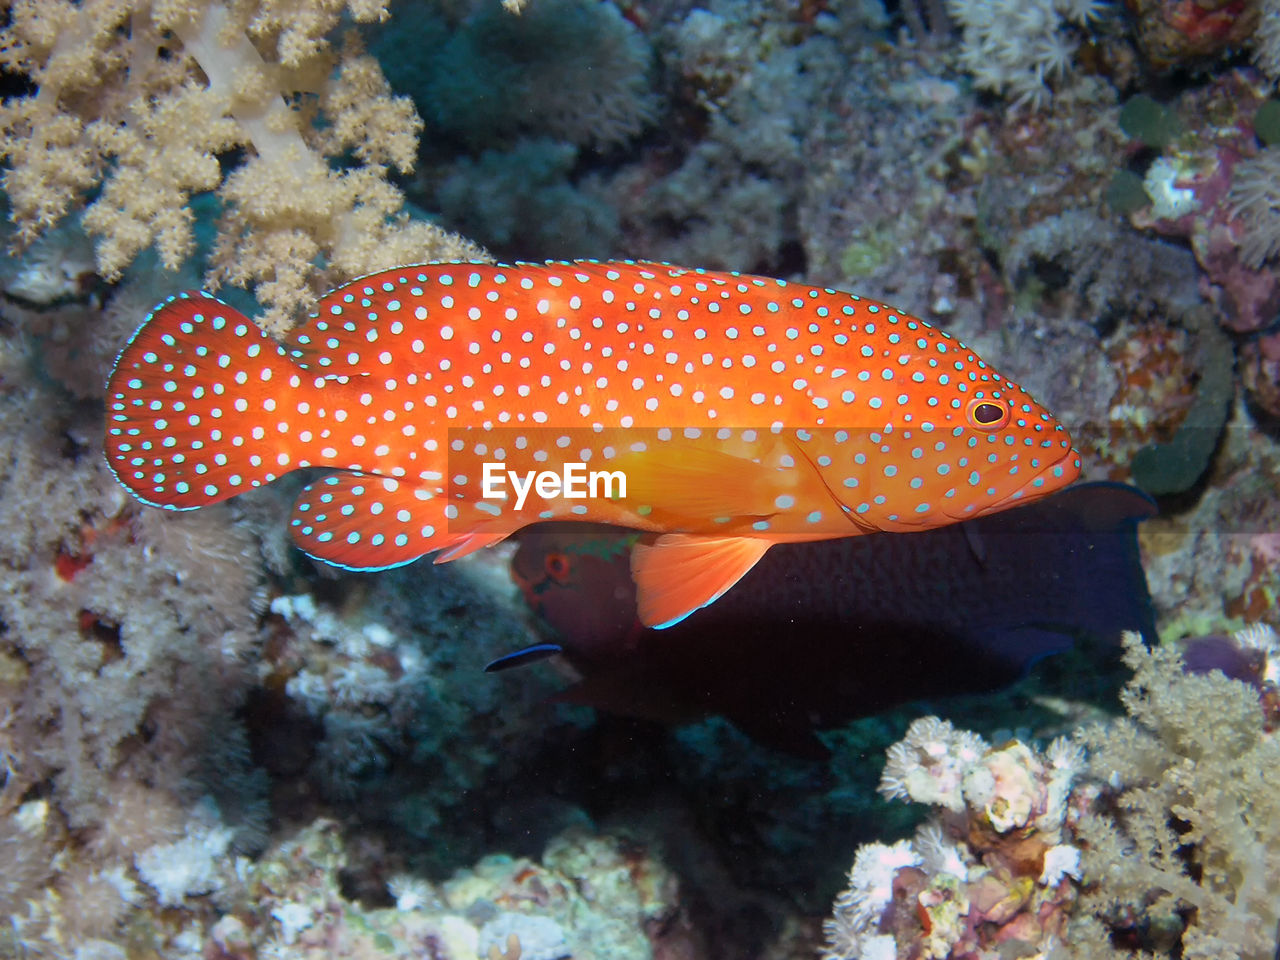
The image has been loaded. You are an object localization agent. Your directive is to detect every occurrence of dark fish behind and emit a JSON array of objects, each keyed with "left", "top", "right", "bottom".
[{"left": 507, "top": 482, "right": 1156, "bottom": 753}]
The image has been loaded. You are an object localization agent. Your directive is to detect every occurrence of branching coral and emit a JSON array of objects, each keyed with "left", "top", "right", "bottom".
[
  {"left": 0, "top": 228, "right": 563, "bottom": 952},
  {"left": 1069, "top": 630, "right": 1280, "bottom": 958},
  {"left": 0, "top": 0, "right": 485, "bottom": 333},
  {"left": 824, "top": 629, "right": 1280, "bottom": 959},
  {"left": 0, "top": 259, "right": 275, "bottom": 950}
]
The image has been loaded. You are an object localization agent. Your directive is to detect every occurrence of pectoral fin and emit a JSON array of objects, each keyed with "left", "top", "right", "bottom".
[
  {"left": 610, "top": 443, "right": 780, "bottom": 523},
  {"left": 630, "top": 534, "right": 771, "bottom": 629}
]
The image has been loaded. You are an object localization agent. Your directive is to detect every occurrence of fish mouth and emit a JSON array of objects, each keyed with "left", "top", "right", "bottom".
[
  {"left": 986, "top": 446, "right": 1083, "bottom": 513},
  {"left": 935, "top": 445, "right": 1082, "bottom": 523}
]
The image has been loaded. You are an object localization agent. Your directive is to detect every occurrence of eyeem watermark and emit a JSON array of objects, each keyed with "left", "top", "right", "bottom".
[{"left": 481, "top": 461, "right": 627, "bottom": 510}]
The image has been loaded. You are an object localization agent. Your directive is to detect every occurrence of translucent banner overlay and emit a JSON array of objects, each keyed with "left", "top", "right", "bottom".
[{"left": 442, "top": 425, "right": 1083, "bottom": 534}]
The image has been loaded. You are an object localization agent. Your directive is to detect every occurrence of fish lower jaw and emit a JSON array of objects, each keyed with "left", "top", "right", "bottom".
[{"left": 975, "top": 457, "right": 1083, "bottom": 518}]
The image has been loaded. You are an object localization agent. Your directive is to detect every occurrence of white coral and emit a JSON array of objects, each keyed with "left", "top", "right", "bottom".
[
  {"left": 946, "top": 0, "right": 1106, "bottom": 108},
  {"left": 269, "top": 593, "right": 318, "bottom": 624},
  {"left": 1044, "top": 736, "right": 1085, "bottom": 775},
  {"left": 1038, "top": 736, "right": 1083, "bottom": 835},
  {"left": 1143, "top": 157, "right": 1198, "bottom": 219},
  {"left": 1235, "top": 622, "right": 1278, "bottom": 655},
  {"left": 387, "top": 874, "right": 435, "bottom": 911},
  {"left": 962, "top": 741, "right": 1042, "bottom": 832},
  {"left": 836, "top": 840, "right": 921, "bottom": 928},
  {"left": 913, "top": 822, "right": 970, "bottom": 879},
  {"left": 1256, "top": 0, "right": 1280, "bottom": 78},
  {"left": 823, "top": 841, "right": 922, "bottom": 960},
  {"left": 271, "top": 902, "right": 315, "bottom": 945},
  {"left": 832, "top": 721, "right": 1090, "bottom": 958},
  {"left": 1228, "top": 147, "right": 1280, "bottom": 267},
  {"left": 878, "top": 716, "right": 988, "bottom": 811},
  {"left": 857, "top": 935, "right": 900, "bottom": 960},
  {"left": 478, "top": 913, "right": 569, "bottom": 960},
  {"left": 1039, "top": 843, "right": 1082, "bottom": 885},
  {"left": 1236, "top": 623, "right": 1280, "bottom": 684},
  {"left": 134, "top": 803, "right": 234, "bottom": 907}
]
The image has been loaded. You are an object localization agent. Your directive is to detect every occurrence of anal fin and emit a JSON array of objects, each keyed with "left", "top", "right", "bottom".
[
  {"left": 290, "top": 472, "right": 503, "bottom": 571},
  {"left": 630, "top": 534, "right": 771, "bottom": 629}
]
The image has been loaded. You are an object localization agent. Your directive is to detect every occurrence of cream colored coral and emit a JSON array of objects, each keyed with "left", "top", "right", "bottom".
[
  {"left": 1256, "top": 0, "right": 1280, "bottom": 79},
  {"left": 0, "top": 0, "right": 487, "bottom": 335}
]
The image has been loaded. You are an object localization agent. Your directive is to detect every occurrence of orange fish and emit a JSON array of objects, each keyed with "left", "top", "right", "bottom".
[{"left": 104, "top": 260, "right": 1081, "bottom": 627}]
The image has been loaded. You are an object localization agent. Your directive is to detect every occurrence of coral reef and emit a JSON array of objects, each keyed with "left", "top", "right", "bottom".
[
  {"left": 198, "top": 819, "right": 679, "bottom": 960},
  {"left": 1126, "top": 0, "right": 1261, "bottom": 71},
  {"left": 382, "top": 0, "right": 658, "bottom": 151},
  {"left": 365, "top": 0, "right": 657, "bottom": 259},
  {"left": 3, "top": 0, "right": 1280, "bottom": 957},
  {"left": 1068, "top": 627, "right": 1280, "bottom": 957},
  {"left": 436, "top": 138, "right": 621, "bottom": 257},
  {"left": 1117, "top": 71, "right": 1276, "bottom": 336},
  {"left": 823, "top": 628, "right": 1280, "bottom": 959},
  {"left": 1258, "top": 0, "right": 1280, "bottom": 77},
  {"left": 1230, "top": 144, "right": 1280, "bottom": 271},
  {"left": 0, "top": 0, "right": 483, "bottom": 332},
  {"left": 601, "top": 0, "right": 890, "bottom": 273},
  {"left": 822, "top": 717, "right": 1084, "bottom": 959},
  {"left": 0, "top": 214, "right": 577, "bottom": 956},
  {"left": 1127, "top": 316, "right": 1234, "bottom": 496},
  {"left": 945, "top": 0, "right": 1108, "bottom": 108}
]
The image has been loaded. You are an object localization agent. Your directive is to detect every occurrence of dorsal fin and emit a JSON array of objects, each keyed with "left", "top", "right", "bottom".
[
  {"left": 281, "top": 260, "right": 700, "bottom": 374},
  {"left": 283, "top": 261, "right": 489, "bottom": 374}
]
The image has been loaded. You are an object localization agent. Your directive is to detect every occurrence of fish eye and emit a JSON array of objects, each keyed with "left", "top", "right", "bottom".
[
  {"left": 545, "top": 552, "right": 571, "bottom": 583},
  {"left": 966, "top": 398, "right": 1009, "bottom": 431}
]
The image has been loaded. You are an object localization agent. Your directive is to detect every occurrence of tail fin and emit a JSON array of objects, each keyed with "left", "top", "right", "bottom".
[{"left": 104, "top": 291, "right": 301, "bottom": 511}]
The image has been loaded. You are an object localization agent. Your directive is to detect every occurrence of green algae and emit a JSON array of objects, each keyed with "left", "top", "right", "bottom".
[
  {"left": 1119, "top": 94, "right": 1183, "bottom": 149},
  {"left": 1130, "top": 319, "right": 1233, "bottom": 497}
]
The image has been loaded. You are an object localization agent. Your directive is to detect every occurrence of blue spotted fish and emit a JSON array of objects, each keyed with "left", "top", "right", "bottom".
[{"left": 104, "top": 261, "right": 1082, "bottom": 627}]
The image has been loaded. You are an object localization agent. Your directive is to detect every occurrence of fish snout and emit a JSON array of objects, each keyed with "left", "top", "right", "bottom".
[
  {"left": 988, "top": 443, "right": 1082, "bottom": 512},
  {"left": 931, "top": 434, "right": 1080, "bottom": 523}
]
